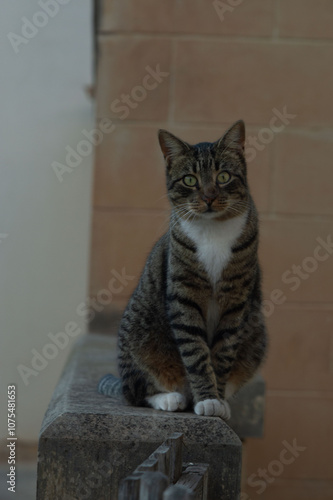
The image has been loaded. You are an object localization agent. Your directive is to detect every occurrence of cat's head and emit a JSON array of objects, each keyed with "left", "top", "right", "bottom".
[{"left": 158, "top": 120, "right": 250, "bottom": 221}]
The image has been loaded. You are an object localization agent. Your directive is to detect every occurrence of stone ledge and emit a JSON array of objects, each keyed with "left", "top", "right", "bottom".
[
  {"left": 85, "top": 333, "right": 265, "bottom": 439},
  {"left": 37, "top": 335, "right": 246, "bottom": 500}
]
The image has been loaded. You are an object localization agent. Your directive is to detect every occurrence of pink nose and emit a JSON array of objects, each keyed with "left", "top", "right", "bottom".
[
  {"left": 201, "top": 189, "right": 217, "bottom": 205},
  {"left": 202, "top": 195, "right": 215, "bottom": 205}
]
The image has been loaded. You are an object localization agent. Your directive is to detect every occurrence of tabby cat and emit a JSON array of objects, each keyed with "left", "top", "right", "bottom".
[{"left": 98, "top": 120, "right": 267, "bottom": 419}]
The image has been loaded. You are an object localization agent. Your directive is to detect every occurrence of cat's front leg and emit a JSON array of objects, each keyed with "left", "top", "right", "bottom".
[
  {"left": 168, "top": 301, "right": 228, "bottom": 417},
  {"left": 180, "top": 339, "right": 230, "bottom": 418},
  {"left": 146, "top": 392, "right": 187, "bottom": 412},
  {"left": 210, "top": 325, "right": 240, "bottom": 410},
  {"left": 194, "top": 398, "right": 231, "bottom": 419}
]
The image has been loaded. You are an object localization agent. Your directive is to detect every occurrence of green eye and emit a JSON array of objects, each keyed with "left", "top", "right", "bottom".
[
  {"left": 217, "top": 171, "right": 231, "bottom": 184},
  {"left": 183, "top": 175, "right": 197, "bottom": 187}
]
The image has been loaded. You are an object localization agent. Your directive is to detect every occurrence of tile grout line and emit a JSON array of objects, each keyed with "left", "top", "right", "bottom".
[
  {"left": 267, "top": 129, "right": 279, "bottom": 214},
  {"left": 94, "top": 118, "right": 333, "bottom": 135},
  {"left": 275, "top": 0, "right": 282, "bottom": 40},
  {"left": 330, "top": 331, "right": 333, "bottom": 375},
  {"left": 268, "top": 301, "right": 333, "bottom": 311},
  {"left": 271, "top": 0, "right": 280, "bottom": 41},
  {"left": 93, "top": 205, "right": 333, "bottom": 221},
  {"left": 258, "top": 212, "right": 333, "bottom": 221},
  {"left": 267, "top": 389, "right": 333, "bottom": 399},
  {"left": 167, "top": 37, "right": 178, "bottom": 127},
  {"left": 98, "top": 31, "right": 333, "bottom": 47}
]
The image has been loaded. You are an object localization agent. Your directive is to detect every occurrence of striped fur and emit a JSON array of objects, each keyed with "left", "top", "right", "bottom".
[{"left": 98, "top": 120, "right": 267, "bottom": 418}]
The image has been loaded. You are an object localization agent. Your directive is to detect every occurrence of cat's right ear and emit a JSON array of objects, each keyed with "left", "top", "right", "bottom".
[{"left": 158, "top": 130, "right": 190, "bottom": 163}]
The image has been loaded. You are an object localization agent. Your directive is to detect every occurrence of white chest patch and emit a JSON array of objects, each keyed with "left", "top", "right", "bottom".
[{"left": 180, "top": 212, "right": 248, "bottom": 286}]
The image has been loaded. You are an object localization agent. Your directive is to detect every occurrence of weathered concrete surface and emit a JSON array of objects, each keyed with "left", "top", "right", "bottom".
[{"left": 37, "top": 334, "right": 264, "bottom": 499}]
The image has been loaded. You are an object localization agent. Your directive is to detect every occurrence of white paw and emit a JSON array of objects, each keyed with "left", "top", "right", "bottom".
[
  {"left": 146, "top": 392, "right": 187, "bottom": 412},
  {"left": 194, "top": 398, "right": 231, "bottom": 419}
]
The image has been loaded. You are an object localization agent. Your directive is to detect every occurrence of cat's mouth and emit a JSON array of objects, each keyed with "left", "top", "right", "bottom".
[
  {"left": 202, "top": 201, "right": 227, "bottom": 216},
  {"left": 199, "top": 206, "right": 224, "bottom": 219},
  {"left": 178, "top": 202, "right": 228, "bottom": 219}
]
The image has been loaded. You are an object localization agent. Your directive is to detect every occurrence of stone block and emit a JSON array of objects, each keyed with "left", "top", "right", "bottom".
[{"left": 37, "top": 335, "right": 243, "bottom": 500}]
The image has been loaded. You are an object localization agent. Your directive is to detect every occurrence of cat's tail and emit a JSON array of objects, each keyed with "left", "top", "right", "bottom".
[{"left": 98, "top": 374, "right": 122, "bottom": 397}]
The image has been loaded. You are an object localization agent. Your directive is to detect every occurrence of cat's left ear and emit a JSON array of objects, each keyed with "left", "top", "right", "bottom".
[
  {"left": 158, "top": 130, "right": 190, "bottom": 163},
  {"left": 215, "top": 120, "right": 245, "bottom": 154}
]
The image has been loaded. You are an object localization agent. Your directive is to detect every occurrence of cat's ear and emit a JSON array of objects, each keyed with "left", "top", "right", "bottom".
[
  {"left": 215, "top": 120, "right": 245, "bottom": 154},
  {"left": 158, "top": 130, "right": 190, "bottom": 163}
]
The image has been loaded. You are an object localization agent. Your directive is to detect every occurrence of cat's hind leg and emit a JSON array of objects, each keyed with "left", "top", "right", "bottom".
[
  {"left": 224, "top": 322, "right": 268, "bottom": 400},
  {"left": 225, "top": 380, "right": 238, "bottom": 400},
  {"left": 134, "top": 335, "right": 190, "bottom": 411}
]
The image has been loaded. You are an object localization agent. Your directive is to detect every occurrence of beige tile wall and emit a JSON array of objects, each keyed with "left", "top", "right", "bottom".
[{"left": 90, "top": 1, "right": 333, "bottom": 497}]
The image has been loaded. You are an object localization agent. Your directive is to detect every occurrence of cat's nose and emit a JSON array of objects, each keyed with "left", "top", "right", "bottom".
[
  {"left": 201, "top": 188, "right": 218, "bottom": 205},
  {"left": 202, "top": 195, "right": 215, "bottom": 205}
]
